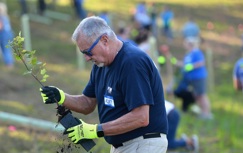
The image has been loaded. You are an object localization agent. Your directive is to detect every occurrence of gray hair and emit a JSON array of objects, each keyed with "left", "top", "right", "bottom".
[{"left": 72, "top": 16, "right": 115, "bottom": 44}]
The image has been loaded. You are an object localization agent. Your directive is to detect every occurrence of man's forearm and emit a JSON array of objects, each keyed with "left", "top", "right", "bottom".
[
  {"left": 63, "top": 94, "right": 97, "bottom": 115},
  {"left": 102, "top": 105, "right": 149, "bottom": 136}
]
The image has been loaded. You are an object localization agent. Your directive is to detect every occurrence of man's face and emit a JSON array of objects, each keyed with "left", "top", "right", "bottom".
[{"left": 78, "top": 33, "right": 109, "bottom": 67}]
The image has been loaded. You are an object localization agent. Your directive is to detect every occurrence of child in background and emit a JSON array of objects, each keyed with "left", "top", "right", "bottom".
[
  {"left": 233, "top": 46, "right": 243, "bottom": 91},
  {"left": 0, "top": 2, "right": 14, "bottom": 69}
]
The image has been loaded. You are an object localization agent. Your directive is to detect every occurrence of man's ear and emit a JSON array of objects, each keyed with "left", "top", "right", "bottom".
[{"left": 101, "top": 35, "right": 109, "bottom": 45}]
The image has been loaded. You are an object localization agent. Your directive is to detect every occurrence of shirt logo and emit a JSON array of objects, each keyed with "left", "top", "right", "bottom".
[{"left": 107, "top": 86, "right": 112, "bottom": 94}]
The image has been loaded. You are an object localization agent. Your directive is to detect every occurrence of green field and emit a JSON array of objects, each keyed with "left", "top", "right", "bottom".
[{"left": 0, "top": 0, "right": 243, "bottom": 153}]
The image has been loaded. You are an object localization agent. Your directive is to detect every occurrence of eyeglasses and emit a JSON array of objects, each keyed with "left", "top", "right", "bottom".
[{"left": 80, "top": 33, "right": 106, "bottom": 56}]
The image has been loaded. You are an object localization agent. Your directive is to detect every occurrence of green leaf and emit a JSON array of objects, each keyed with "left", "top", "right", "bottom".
[
  {"left": 14, "top": 55, "right": 21, "bottom": 60},
  {"left": 23, "top": 71, "right": 32, "bottom": 75},
  {"left": 31, "top": 57, "right": 37, "bottom": 65},
  {"left": 43, "top": 74, "right": 49, "bottom": 79},
  {"left": 8, "top": 31, "right": 50, "bottom": 85},
  {"left": 40, "top": 69, "right": 46, "bottom": 75},
  {"left": 40, "top": 79, "right": 46, "bottom": 82}
]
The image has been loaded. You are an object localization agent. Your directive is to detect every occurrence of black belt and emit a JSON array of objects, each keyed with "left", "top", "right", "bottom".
[{"left": 112, "top": 133, "right": 161, "bottom": 148}]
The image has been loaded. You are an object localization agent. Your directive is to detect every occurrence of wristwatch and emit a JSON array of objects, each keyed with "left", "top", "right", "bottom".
[{"left": 97, "top": 124, "right": 104, "bottom": 137}]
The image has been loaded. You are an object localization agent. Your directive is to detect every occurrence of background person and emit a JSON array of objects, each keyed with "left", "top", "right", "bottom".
[
  {"left": 37, "top": 0, "right": 46, "bottom": 15},
  {"left": 233, "top": 54, "right": 243, "bottom": 91},
  {"left": 135, "top": 28, "right": 150, "bottom": 55},
  {"left": 40, "top": 16, "right": 168, "bottom": 153},
  {"left": 173, "top": 74, "right": 196, "bottom": 112},
  {"left": 160, "top": 5, "right": 174, "bottom": 43},
  {"left": 170, "top": 37, "right": 213, "bottom": 120},
  {"left": 19, "top": 0, "right": 28, "bottom": 15},
  {"left": 165, "top": 100, "right": 199, "bottom": 152},
  {"left": 117, "top": 26, "right": 137, "bottom": 46},
  {"left": 233, "top": 35, "right": 243, "bottom": 91},
  {"left": 0, "top": 2, "right": 14, "bottom": 69},
  {"left": 72, "top": 0, "right": 86, "bottom": 19},
  {"left": 133, "top": 2, "right": 151, "bottom": 30}
]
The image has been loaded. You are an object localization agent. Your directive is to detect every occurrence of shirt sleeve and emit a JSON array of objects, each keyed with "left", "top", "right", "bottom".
[{"left": 120, "top": 57, "right": 154, "bottom": 111}]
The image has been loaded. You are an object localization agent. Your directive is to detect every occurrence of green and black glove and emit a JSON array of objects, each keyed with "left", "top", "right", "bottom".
[
  {"left": 170, "top": 57, "right": 177, "bottom": 65},
  {"left": 66, "top": 119, "right": 101, "bottom": 144},
  {"left": 158, "top": 56, "right": 166, "bottom": 65},
  {"left": 40, "top": 86, "right": 65, "bottom": 105},
  {"left": 184, "top": 63, "right": 194, "bottom": 72}
]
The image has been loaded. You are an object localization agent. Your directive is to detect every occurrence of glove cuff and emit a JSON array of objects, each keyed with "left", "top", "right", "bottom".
[{"left": 58, "top": 89, "right": 66, "bottom": 105}]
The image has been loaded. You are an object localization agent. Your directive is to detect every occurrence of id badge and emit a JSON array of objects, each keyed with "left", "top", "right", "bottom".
[{"left": 104, "top": 95, "right": 115, "bottom": 108}]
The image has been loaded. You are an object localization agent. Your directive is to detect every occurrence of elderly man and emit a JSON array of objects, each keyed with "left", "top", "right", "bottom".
[{"left": 40, "top": 16, "right": 168, "bottom": 153}]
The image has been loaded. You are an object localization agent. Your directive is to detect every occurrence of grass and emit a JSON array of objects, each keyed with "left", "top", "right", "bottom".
[{"left": 1, "top": 0, "right": 243, "bottom": 153}]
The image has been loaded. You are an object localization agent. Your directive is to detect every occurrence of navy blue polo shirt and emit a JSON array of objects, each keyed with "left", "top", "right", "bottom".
[{"left": 83, "top": 42, "right": 168, "bottom": 145}]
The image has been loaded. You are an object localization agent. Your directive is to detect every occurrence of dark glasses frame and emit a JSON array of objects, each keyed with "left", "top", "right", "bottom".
[{"left": 80, "top": 33, "right": 107, "bottom": 56}]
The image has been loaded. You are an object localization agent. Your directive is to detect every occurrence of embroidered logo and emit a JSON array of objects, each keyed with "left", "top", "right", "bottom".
[{"left": 107, "top": 86, "right": 112, "bottom": 94}]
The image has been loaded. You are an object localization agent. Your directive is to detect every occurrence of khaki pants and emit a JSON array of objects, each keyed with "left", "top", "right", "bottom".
[{"left": 110, "top": 134, "right": 168, "bottom": 153}]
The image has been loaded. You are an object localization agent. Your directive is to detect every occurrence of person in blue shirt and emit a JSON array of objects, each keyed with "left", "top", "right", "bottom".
[
  {"left": 0, "top": 2, "right": 14, "bottom": 69},
  {"left": 40, "top": 16, "right": 168, "bottom": 153},
  {"left": 134, "top": 2, "right": 151, "bottom": 30},
  {"left": 233, "top": 57, "right": 243, "bottom": 91},
  {"left": 234, "top": 34, "right": 243, "bottom": 91},
  {"left": 160, "top": 5, "right": 173, "bottom": 42},
  {"left": 73, "top": 0, "right": 86, "bottom": 19},
  {"left": 172, "top": 37, "right": 213, "bottom": 120}
]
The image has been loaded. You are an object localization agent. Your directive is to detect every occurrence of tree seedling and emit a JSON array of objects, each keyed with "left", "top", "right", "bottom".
[
  {"left": 7, "top": 32, "right": 67, "bottom": 121},
  {"left": 7, "top": 32, "right": 95, "bottom": 152},
  {"left": 7, "top": 32, "right": 49, "bottom": 85}
]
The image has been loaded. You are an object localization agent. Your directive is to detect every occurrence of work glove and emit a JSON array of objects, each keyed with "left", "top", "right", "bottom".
[
  {"left": 158, "top": 56, "right": 166, "bottom": 65},
  {"left": 170, "top": 57, "right": 177, "bottom": 65},
  {"left": 40, "top": 86, "right": 65, "bottom": 105},
  {"left": 66, "top": 119, "right": 98, "bottom": 144},
  {"left": 184, "top": 63, "right": 194, "bottom": 72}
]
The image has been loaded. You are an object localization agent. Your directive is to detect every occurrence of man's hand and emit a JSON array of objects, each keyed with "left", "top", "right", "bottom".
[
  {"left": 66, "top": 119, "right": 98, "bottom": 143},
  {"left": 40, "top": 86, "right": 65, "bottom": 105}
]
